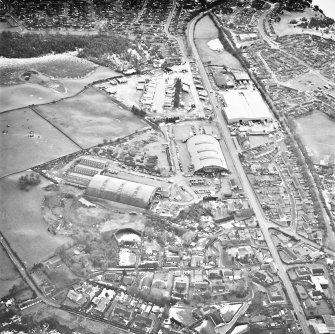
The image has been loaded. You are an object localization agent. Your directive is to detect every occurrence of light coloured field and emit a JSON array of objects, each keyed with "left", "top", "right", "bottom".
[
  {"left": 194, "top": 15, "right": 243, "bottom": 69},
  {"left": 35, "top": 87, "right": 147, "bottom": 148},
  {"left": 0, "top": 55, "right": 97, "bottom": 86},
  {"left": 110, "top": 74, "right": 145, "bottom": 109},
  {"left": 286, "top": 72, "right": 329, "bottom": 91},
  {"left": 195, "top": 38, "right": 243, "bottom": 69},
  {"left": 0, "top": 108, "right": 80, "bottom": 177},
  {"left": 0, "top": 66, "right": 119, "bottom": 112},
  {"left": 295, "top": 112, "right": 335, "bottom": 159},
  {"left": 194, "top": 15, "right": 220, "bottom": 39},
  {"left": 0, "top": 174, "right": 70, "bottom": 267}
]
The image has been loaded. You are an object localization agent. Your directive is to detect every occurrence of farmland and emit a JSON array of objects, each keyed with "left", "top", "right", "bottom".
[
  {"left": 0, "top": 108, "right": 80, "bottom": 177},
  {"left": 0, "top": 173, "right": 70, "bottom": 267},
  {"left": 295, "top": 112, "right": 335, "bottom": 159},
  {"left": 34, "top": 87, "right": 147, "bottom": 148}
]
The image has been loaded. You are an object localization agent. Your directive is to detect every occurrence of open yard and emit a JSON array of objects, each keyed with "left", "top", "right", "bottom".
[
  {"left": 0, "top": 108, "right": 80, "bottom": 177},
  {"left": 35, "top": 87, "right": 147, "bottom": 148},
  {"left": 295, "top": 112, "right": 335, "bottom": 160},
  {"left": 0, "top": 174, "right": 70, "bottom": 267},
  {"left": 107, "top": 129, "right": 171, "bottom": 175}
]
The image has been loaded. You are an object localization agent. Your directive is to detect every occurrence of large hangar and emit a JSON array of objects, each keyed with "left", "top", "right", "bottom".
[
  {"left": 222, "top": 90, "right": 273, "bottom": 124},
  {"left": 187, "top": 134, "right": 228, "bottom": 174},
  {"left": 86, "top": 175, "right": 158, "bottom": 209}
]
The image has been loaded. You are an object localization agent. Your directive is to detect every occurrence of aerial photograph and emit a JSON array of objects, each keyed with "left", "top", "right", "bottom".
[{"left": 0, "top": 0, "right": 334, "bottom": 333}]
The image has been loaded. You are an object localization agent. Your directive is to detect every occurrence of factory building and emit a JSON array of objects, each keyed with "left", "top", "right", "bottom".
[
  {"left": 222, "top": 90, "right": 273, "bottom": 124},
  {"left": 86, "top": 175, "right": 158, "bottom": 209},
  {"left": 186, "top": 134, "right": 228, "bottom": 174}
]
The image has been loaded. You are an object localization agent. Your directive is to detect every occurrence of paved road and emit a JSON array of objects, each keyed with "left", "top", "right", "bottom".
[
  {"left": 216, "top": 302, "right": 250, "bottom": 334},
  {"left": 187, "top": 12, "right": 312, "bottom": 334}
]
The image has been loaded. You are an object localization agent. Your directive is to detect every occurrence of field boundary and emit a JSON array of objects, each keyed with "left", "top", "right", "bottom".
[
  {"left": 0, "top": 74, "right": 122, "bottom": 115},
  {"left": 29, "top": 106, "right": 83, "bottom": 149}
]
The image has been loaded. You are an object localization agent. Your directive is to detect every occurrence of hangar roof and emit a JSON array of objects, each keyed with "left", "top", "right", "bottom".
[
  {"left": 86, "top": 175, "right": 157, "bottom": 208},
  {"left": 186, "top": 134, "right": 228, "bottom": 172}
]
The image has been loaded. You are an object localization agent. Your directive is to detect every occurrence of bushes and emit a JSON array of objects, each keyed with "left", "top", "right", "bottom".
[
  {"left": 0, "top": 31, "right": 132, "bottom": 59},
  {"left": 18, "top": 172, "right": 41, "bottom": 190}
]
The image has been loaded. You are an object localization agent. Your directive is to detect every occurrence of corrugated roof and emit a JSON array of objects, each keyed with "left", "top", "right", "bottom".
[
  {"left": 86, "top": 175, "right": 157, "bottom": 208},
  {"left": 186, "top": 134, "right": 228, "bottom": 173},
  {"left": 222, "top": 90, "right": 272, "bottom": 123}
]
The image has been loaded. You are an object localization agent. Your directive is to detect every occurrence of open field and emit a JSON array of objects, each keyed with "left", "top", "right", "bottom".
[
  {"left": 35, "top": 87, "right": 147, "bottom": 148},
  {"left": 295, "top": 112, "right": 335, "bottom": 159},
  {"left": 194, "top": 15, "right": 220, "bottom": 39},
  {"left": 286, "top": 72, "right": 329, "bottom": 91},
  {"left": 0, "top": 55, "right": 97, "bottom": 86},
  {"left": 195, "top": 38, "right": 243, "bottom": 69},
  {"left": 0, "top": 174, "right": 70, "bottom": 267},
  {"left": 0, "top": 108, "right": 80, "bottom": 177},
  {"left": 0, "top": 245, "right": 20, "bottom": 298},
  {"left": 194, "top": 15, "right": 243, "bottom": 69},
  {"left": 0, "top": 65, "right": 119, "bottom": 112}
]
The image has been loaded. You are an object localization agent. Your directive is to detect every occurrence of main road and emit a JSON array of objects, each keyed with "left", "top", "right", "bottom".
[{"left": 186, "top": 11, "right": 311, "bottom": 334}]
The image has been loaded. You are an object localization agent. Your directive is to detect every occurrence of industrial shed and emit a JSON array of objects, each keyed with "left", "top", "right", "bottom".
[
  {"left": 86, "top": 175, "right": 158, "bottom": 209},
  {"left": 186, "top": 134, "right": 228, "bottom": 174},
  {"left": 222, "top": 90, "right": 273, "bottom": 124}
]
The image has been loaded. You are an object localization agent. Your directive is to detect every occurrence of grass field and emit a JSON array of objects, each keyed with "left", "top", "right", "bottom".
[
  {"left": 194, "top": 15, "right": 220, "bottom": 39},
  {"left": 286, "top": 72, "right": 329, "bottom": 91},
  {"left": 295, "top": 112, "right": 335, "bottom": 159},
  {"left": 0, "top": 56, "right": 97, "bottom": 86},
  {"left": 194, "top": 15, "right": 243, "bottom": 69},
  {"left": 0, "top": 245, "right": 20, "bottom": 298},
  {"left": 0, "top": 66, "right": 119, "bottom": 112},
  {"left": 0, "top": 108, "right": 80, "bottom": 177},
  {"left": 35, "top": 87, "right": 147, "bottom": 148},
  {"left": 0, "top": 174, "right": 70, "bottom": 267}
]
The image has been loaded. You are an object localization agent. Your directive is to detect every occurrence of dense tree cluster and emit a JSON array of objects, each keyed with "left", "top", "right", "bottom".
[
  {"left": 173, "top": 78, "right": 182, "bottom": 108},
  {"left": 308, "top": 17, "right": 335, "bottom": 29},
  {"left": 18, "top": 172, "right": 41, "bottom": 190},
  {"left": 0, "top": 31, "right": 132, "bottom": 59},
  {"left": 131, "top": 105, "right": 146, "bottom": 117}
]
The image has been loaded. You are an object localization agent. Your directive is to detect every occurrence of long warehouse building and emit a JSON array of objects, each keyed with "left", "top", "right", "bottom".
[
  {"left": 222, "top": 90, "right": 273, "bottom": 124},
  {"left": 187, "top": 134, "right": 228, "bottom": 174},
  {"left": 86, "top": 175, "right": 158, "bottom": 209}
]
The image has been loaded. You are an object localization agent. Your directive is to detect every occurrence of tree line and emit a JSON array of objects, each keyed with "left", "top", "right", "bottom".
[{"left": 0, "top": 31, "right": 133, "bottom": 59}]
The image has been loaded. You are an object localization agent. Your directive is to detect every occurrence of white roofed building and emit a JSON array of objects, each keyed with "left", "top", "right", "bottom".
[
  {"left": 222, "top": 90, "right": 273, "bottom": 124},
  {"left": 186, "top": 134, "right": 228, "bottom": 174}
]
